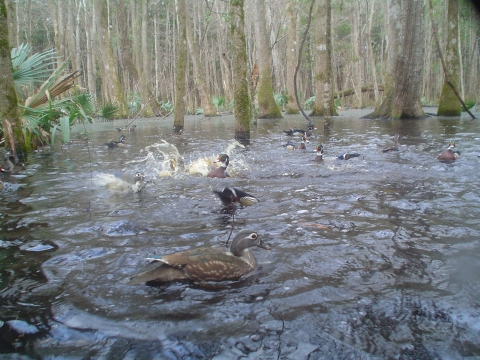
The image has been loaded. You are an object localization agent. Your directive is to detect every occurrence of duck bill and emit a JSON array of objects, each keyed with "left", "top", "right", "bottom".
[{"left": 257, "top": 239, "right": 271, "bottom": 250}]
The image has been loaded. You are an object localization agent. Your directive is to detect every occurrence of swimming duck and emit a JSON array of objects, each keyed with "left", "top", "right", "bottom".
[
  {"left": 105, "top": 135, "right": 127, "bottom": 149},
  {"left": 2, "top": 153, "right": 15, "bottom": 172},
  {"left": 382, "top": 134, "right": 400, "bottom": 152},
  {"left": 284, "top": 136, "right": 309, "bottom": 150},
  {"left": 128, "top": 230, "right": 270, "bottom": 284},
  {"left": 213, "top": 187, "right": 259, "bottom": 207},
  {"left": 207, "top": 154, "right": 230, "bottom": 178},
  {"left": 283, "top": 124, "right": 316, "bottom": 137},
  {"left": 116, "top": 124, "right": 137, "bottom": 131},
  {"left": 314, "top": 144, "right": 324, "bottom": 162},
  {"left": 337, "top": 152, "right": 361, "bottom": 160},
  {"left": 437, "top": 140, "right": 460, "bottom": 162},
  {"left": 132, "top": 172, "right": 147, "bottom": 193}
]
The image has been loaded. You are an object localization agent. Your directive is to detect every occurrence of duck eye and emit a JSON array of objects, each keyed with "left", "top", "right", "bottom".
[{"left": 251, "top": 233, "right": 257, "bottom": 239}]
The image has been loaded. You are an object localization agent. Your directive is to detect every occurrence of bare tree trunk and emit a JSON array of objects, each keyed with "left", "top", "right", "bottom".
[
  {"left": 437, "top": 0, "right": 461, "bottom": 116},
  {"left": 185, "top": 11, "right": 216, "bottom": 117},
  {"left": 254, "top": 0, "right": 282, "bottom": 118},
  {"left": 366, "top": 0, "right": 379, "bottom": 105},
  {"left": 173, "top": 0, "right": 187, "bottom": 131},
  {"left": 84, "top": 0, "right": 96, "bottom": 98},
  {"left": 364, "top": 0, "right": 426, "bottom": 119},
  {"left": 5, "top": 0, "right": 17, "bottom": 48},
  {"left": 285, "top": 0, "right": 298, "bottom": 114},
  {"left": 65, "top": 0, "right": 77, "bottom": 73},
  {"left": 139, "top": 0, "right": 154, "bottom": 116},
  {"left": 1, "top": 0, "right": 26, "bottom": 158},
  {"left": 93, "top": 0, "right": 128, "bottom": 117},
  {"left": 230, "top": 0, "right": 251, "bottom": 141},
  {"left": 351, "top": 0, "right": 363, "bottom": 108}
]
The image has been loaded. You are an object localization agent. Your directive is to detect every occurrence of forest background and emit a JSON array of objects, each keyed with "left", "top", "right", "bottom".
[{"left": 1, "top": 0, "right": 479, "bottom": 152}]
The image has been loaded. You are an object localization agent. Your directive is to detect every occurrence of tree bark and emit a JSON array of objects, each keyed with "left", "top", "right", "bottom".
[
  {"left": 139, "top": 0, "right": 154, "bottom": 117},
  {"left": 4, "top": 0, "right": 16, "bottom": 48},
  {"left": 93, "top": 0, "right": 128, "bottom": 117},
  {"left": 437, "top": 0, "right": 461, "bottom": 116},
  {"left": 254, "top": 0, "right": 282, "bottom": 119},
  {"left": 351, "top": 0, "right": 363, "bottom": 108},
  {"left": 230, "top": 0, "right": 251, "bottom": 141},
  {"left": 0, "top": 0, "right": 26, "bottom": 158},
  {"left": 173, "top": 0, "right": 187, "bottom": 131},
  {"left": 363, "top": 0, "right": 426, "bottom": 119},
  {"left": 285, "top": 0, "right": 298, "bottom": 114},
  {"left": 185, "top": 11, "right": 216, "bottom": 117}
]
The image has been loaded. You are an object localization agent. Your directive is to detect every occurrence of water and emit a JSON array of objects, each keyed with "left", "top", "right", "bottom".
[{"left": 1, "top": 109, "right": 480, "bottom": 359}]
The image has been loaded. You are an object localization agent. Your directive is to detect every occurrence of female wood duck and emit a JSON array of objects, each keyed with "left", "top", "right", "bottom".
[
  {"left": 128, "top": 230, "right": 270, "bottom": 284},
  {"left": 314, "top": 144, "right": 324, "bottom": 162},
  {"left": 213, "top": 187, "right": 259, "bottom": 207},
  {"left": 284, "top": 136, "right": 309, "bottom": 150},
  {"left": 116, "top": 124, "right": 137, "bottom": 131},
  {"left": 2, "top": 153, "right": 15, "bottom": 172},
  {"left": 283, "top": 124, "right": 316, "bottom": 137},
  {"left": 382, "top": 134, "right": 400, "bottom": 152},
  {"left": 132, "top": 172, "right": 147, "bottom": 193},
  {"left": 207, "top": 154, "right": 230, "bottom": 178},
  {"left": 105, "top": 135, "right": 127, "bottom": 149},
  {"left": 437, "top": 140, "right": 460, "bottom": 162},
  {"left": 337, "top": 152, "right": 361, "bottom": 160}
]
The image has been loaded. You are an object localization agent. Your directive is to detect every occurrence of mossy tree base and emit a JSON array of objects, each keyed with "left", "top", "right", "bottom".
[{"left": 437, "top": 83, "right": 461, "bottom": 116}]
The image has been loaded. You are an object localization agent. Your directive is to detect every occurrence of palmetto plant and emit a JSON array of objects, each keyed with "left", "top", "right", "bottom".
[{"left": 9, "top": 44, "right": 94, "bottom": 149}]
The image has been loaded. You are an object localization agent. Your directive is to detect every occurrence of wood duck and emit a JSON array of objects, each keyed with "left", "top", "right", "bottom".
[
  {"left": 283, "top": 124, "right": 316, "bottom": 137},
  {"left": 132, "top": 172, "right": 147, "bottom": 193},
  {"left": 284, "top": 136, "right": 309, "bottom": 150},
  {"left": 105, "top": 135, "right": 127, "bottom": 149},
  {"left": 128, "top": 230, "right": 270, "bottom": 284},
  {"left": 382, "top": 134, "right": 400, "bottom": 152},
  {"left": 314, "top": 144, "right": 324, "bottom": 162},
  {"left": 337, "top": 152, "right": 361, "bottom": 160},
  {"left": 116, "top": 124, "right": 137, "bottom": 131},
  {"left": 437, "top": 140, "right": 460, "bottom": 162},
  {"left": 207, "top": 154, "right": 230, "bottom": 178},
  {"left": 2, "top": 153, "right": 15, "bottom": 172},
  {"left": 213, "top": 187, "right": 259, "bottom": 207}
]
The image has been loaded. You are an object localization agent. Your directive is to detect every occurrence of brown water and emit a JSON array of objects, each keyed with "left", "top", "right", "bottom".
[{"left": 1, "top": 109, "right": 480, "bottom": 359}]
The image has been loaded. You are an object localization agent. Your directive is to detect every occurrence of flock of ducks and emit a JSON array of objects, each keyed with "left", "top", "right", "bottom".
[
  {"left": 282, "top": 124, "right": 461, "bottom": 163},
  {"left": 0, "top": 122, "right": 463, "bottom": 284}
]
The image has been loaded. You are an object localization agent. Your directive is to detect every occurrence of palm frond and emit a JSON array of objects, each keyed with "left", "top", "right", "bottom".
[
  {"left": 101, "top": 102, "right": 119, "bottom": 120},
  {"left": 12, "top": 44, "right": 60, "bottom": 97}
]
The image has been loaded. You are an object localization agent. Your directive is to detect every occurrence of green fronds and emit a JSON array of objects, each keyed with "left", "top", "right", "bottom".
[{"left": 101, "top": 102, "right": 120, "bottom": 120}]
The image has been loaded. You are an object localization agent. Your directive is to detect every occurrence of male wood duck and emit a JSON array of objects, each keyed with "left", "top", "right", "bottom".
[
  {"left": 284, "top": 136, "right": 309, "bottom": 150},
  {"left": 283, "top": 124, "right": 316, "bottom": 137},
  {"left": 437, "top": 140, "right": 460, "bottom": 162},
  {"left": 128, "top": 230, "right": 270, "bottom": 284},
  {"left": 207, "top": 154, "right": 230, "bottom": 178},
  {"left": 213, "top": 187, "right": 259, "bottom": 207},
  {"left": 132, "top": 172, "right": 147, "bottom": 193},
  {"left": 314, "top": 144, "right": 324, "bottom": 162},
  {"left": 116, "top": 124, "right": 137, "bottom": 131},
  {"left": 337, "top": 152, "right": 361, "bottom": 160},
  {"left": 382, "top": 134, "right": 400, "bottom": 152},
  {"left": 105, "top": 135, "right": 127, "bottom": 149}
]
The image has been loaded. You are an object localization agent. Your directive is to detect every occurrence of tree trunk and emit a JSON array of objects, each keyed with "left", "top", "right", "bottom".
[
  {"left": 254, "top": 0, "right": 282, "bottom": 119},
  {"left": 366, "top": 0, "right": 379, "bottom": 105},
  {"left": 139, "top": 0, "right": 154, "bottom": 117},
  {"left": 285, "top": 0, "right": 298, "bottom": 114},
  {"left": 363, "top": 0, "right": 426, "bottom": 119},
  {"left": 93, "top": 0, "right": 128, "bottom": 117},
  {"left": 437, "top": 0, "right": 461, "bottom": 116},
  {"left": 185, "top": 11, "right": 216, "bottom": 117},
  {"left": 173, "top": 0, "right": 187, "bottom": 131},
  {"left": 351, "top": 0, "right": 363, "bottom": 108},
  {"left": 84, "top": 0, "right": 96, "bottom": 98},
  {"left": 0, "top": 0, "right": 26, "bottom": 158},
  {"left": 4, "top": 0, "right": 16, "bottom": 48},
  {"left": 230, "top": 0, "right": 251, "bottom": 141}
]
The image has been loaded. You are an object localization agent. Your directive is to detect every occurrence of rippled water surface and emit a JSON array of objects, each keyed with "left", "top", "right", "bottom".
[{"left": 1, "top": 109, "right": 480, "bottom": 359}]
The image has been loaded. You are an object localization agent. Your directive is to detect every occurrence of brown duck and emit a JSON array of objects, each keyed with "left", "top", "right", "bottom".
[
  {"left": 437, "top": 140, "right": 460, "bottom": 162},
  {"left": 129, "top": 230, "right": 270, "bottom": 284},
  {"left": 207, "top": 154, "right": 230, "bottom": 178}
]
